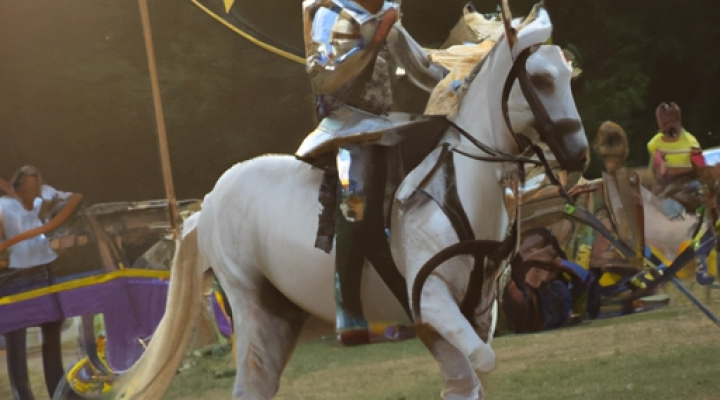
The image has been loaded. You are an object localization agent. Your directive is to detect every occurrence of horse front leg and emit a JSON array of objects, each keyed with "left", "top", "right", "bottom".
[
  {"left": 392, "top": 201, "right": 495, "bottom": 397},
  {"left": 415, "top": 324, "right": 482, "bottom": 400},
  {"left": 420, "top": 273, "right": 496, "bottom": 375}
]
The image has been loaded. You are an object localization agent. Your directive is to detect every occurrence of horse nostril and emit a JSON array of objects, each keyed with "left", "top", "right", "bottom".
[
  {"left": 579, "top": 149, "right": 589, "bottom": 165},
  {"left": 554, "top": 119, "right": 582, "bottom": 136}
]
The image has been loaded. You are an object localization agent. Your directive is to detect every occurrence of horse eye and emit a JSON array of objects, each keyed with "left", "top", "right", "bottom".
[{"left": 530, "top": 73, "right": 554, "bottom": 94}]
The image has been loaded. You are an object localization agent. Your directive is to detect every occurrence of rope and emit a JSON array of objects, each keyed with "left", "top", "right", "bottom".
[{"left": 191, "top": 0, "right": 305, "bottom": 65}]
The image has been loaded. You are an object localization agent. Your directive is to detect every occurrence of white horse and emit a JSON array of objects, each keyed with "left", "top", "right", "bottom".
[{"left": 106, "top": 4, "right": 588, "bottom": 400}]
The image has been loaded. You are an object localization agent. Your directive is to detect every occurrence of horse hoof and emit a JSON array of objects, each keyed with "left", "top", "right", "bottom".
[
  {"left": 469, "top": 347, "right": 495, "bottom": 373},
  {"left": 338, "top": 329, "right": 370, "bottom": 346}
]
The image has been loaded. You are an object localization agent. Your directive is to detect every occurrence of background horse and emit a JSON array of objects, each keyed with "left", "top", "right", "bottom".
[{"left": 105, "top": 3, "right": 588, "bottom": 400}]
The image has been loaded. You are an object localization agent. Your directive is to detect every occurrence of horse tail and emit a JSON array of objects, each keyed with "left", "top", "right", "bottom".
[{"left": 105, "top": 213, "right": 206, "bottom": 400}]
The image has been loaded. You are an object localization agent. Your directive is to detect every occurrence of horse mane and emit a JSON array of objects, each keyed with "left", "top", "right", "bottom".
[
  {"left": 441, "top": 8, "right": 502, "bottom": 48},
  {"left": 425, "top": 6, "right": 543, "bottom": 117},
  {"left": 453, "top": 38, "right": 503, "bottom": 102},
  {"left": 456, "top": 5, "right": 543, "bottom": 98},
  {"left": 423, "top": 36, "right": 502, "bottom": 117}
]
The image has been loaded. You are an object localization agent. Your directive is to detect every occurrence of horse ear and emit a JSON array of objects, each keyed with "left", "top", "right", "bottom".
[
  {"left": 464, "top": 2, "right": 477, "bottom": 15},
  {"left": 500, "top": 0, "right": 518, "bottom": 50}
]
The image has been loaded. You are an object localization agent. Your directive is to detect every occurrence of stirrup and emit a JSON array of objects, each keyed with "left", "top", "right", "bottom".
[
  {"left": 336, "top": 312, "right": 368, "bottom": 331},
  {"left": 336, "top": 313, "right": 369, "bottom": 346}
]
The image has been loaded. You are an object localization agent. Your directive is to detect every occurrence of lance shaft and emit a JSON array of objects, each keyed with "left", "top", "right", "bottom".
[{"left": 138, "top": 0, "right": 180, "bottom": 238}]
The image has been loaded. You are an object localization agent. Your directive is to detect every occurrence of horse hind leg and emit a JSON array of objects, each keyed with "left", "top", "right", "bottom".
[{"left": 229, "top": 277, "right": 308, "bottom": 400}]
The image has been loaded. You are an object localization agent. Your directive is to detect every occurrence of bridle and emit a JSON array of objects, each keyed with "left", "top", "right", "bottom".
[
  {"left": 411, "top": 40, "right": 640, "bottom": 330},
  {"left": 412, "top": 38, "right": 580, "bottom": 330},
  {"left": 447, "top": 40, "right": 580, "bottom": 201}
]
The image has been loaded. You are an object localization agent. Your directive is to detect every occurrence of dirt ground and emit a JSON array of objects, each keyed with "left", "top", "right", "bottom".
[
  {"left": 0, "top": 316, "right": 335, "bottom": 400},
  {"left": 0, "top": 342, "right": 83, "bottom": 400}
]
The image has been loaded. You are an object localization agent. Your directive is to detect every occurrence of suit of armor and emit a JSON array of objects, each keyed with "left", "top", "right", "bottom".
[{"left": 296, "top": 0, "right": 446, "bottom": 342}]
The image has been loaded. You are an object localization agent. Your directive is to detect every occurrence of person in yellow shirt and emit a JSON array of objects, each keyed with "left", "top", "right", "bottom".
[
  {"left": 647, "top": 102, "right": 701, "bottom": 180},
  {"left": 647, "top": 102, "right": 706, "bottom": 219}
]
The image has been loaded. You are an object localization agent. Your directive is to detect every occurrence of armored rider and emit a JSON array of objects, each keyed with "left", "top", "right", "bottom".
[{"left": 296, "top": 0, "right": 447, "bottom": 344}]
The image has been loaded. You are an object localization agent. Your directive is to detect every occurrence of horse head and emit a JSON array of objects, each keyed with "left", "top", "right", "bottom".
[
  {"left": 434, "top": 0, "right": 589, "bottom": 350},
  {"left": 454, "top": 1, "right": 588, "bottom": 173},
  {"left": 500, "top": 1, "right": 588, "bottom": 172}
]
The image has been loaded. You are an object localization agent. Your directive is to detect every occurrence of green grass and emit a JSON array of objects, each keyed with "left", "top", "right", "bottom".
[
  {"left": 4, "top": 286, "right": 718, "bottom": 399},
  {"left": 163, "top": 302, "right": 720, "bottom": 400}
]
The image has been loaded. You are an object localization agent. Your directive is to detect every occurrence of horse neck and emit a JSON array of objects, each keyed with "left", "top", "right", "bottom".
[
  {"left": 454, "top": 43, "right": 517, "bottom": 156},
  {"left": 449, "top": 43, "right": 518, "bottom": 240}
]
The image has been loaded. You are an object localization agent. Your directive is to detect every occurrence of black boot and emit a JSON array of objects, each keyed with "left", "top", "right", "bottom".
[
  {"left": 334, "top": 145, "right": 372, "bottom": 346},
  {"left": 334, "top": 215, "right": 370, "bottom": 346}
]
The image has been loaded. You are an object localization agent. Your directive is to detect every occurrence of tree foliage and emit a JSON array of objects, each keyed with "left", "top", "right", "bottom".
[
  {"left": 0, "top": 0, "right": 718, "bottom": 199},
  {"left": 545, "top": 0, "right": 720, "bottom": 174}
]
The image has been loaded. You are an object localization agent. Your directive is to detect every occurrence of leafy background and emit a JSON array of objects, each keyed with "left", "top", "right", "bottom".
[{"left": 0, "top": 0, "right": 718, "bottom": 202}]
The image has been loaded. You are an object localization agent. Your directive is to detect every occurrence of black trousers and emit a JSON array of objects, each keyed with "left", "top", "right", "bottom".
[
  {"left": 1, "top": 263, "right": 65, "bottom": 400},
  {"left": 5, "top": 321, "right": 65, "bottom": 400}
]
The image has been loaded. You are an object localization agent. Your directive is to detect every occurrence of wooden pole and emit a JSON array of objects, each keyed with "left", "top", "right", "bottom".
[{"left": 138, "top": 0, "right": 180, "bottom": 238}]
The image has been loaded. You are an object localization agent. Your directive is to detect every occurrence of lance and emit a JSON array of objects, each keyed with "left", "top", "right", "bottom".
[{"left": 138, "top": 0, "right": 180, "bottom": 238}]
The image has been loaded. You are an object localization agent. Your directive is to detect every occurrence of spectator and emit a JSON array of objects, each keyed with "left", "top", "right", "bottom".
[{"left": 0, "top": 165, "right": 83, "bottom": 399}]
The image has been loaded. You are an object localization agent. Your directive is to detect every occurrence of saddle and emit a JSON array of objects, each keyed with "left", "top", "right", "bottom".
[{"left": 309, "top": 119, "right": 451, "bottom": 318}]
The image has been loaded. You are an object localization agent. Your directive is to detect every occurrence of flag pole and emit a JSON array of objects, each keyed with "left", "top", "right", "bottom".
[{"left": 138, "top": 0, "right": 180, "bottom": 238}]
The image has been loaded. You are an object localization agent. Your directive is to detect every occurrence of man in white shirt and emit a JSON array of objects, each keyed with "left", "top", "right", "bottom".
[{"left": 0, "top": 165, "right": 83, "bottom": 400}]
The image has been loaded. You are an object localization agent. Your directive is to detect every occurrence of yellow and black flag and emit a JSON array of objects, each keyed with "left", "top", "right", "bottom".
[
  {"left": 191, "top": 0, "right": 474, "bottom": 63},
  {"left": 191, "top": 0, "right": 306, "bottom": 64}
]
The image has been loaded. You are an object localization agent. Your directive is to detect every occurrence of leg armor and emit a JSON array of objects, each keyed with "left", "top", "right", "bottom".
[{"left": 334, "top": 145, "right": 373, "bottom": 343}]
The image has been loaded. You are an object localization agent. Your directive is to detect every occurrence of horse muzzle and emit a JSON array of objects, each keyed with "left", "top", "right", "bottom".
[{"left": 539, "top": 118, "right": 589, "bottom": 173}]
